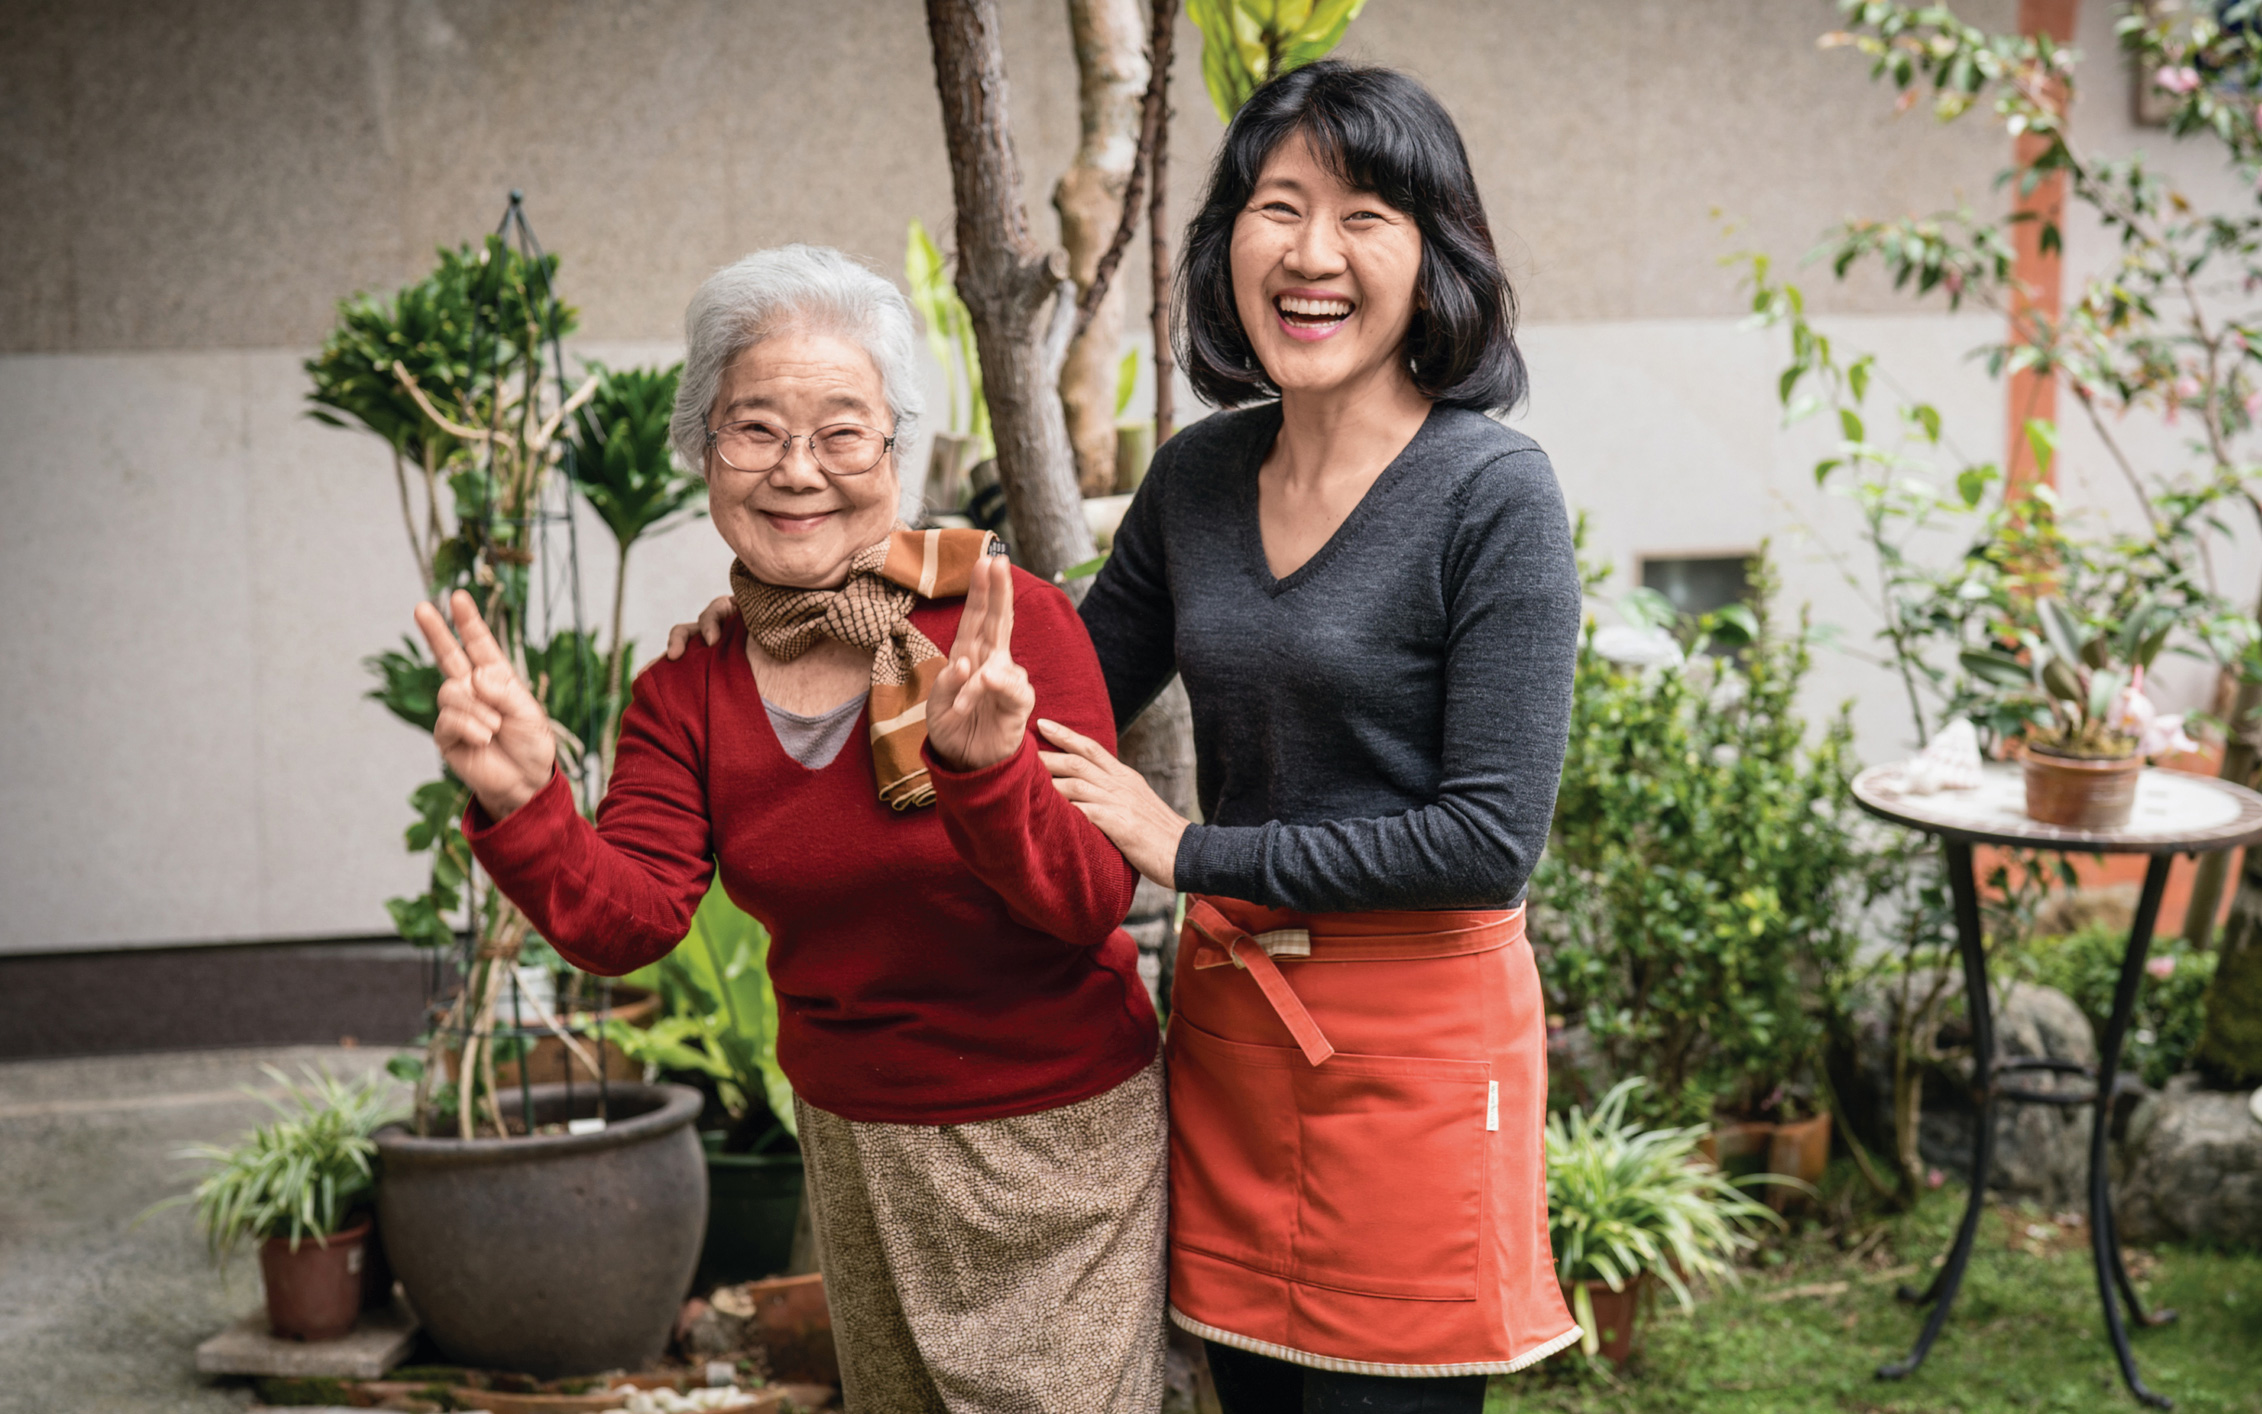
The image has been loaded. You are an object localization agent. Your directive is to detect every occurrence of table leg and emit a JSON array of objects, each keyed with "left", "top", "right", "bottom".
[
  {"left": 2089, "top": 854, "right": 2177, "bottom": 1408},
  {"left": 1879, "top": 840, "right": 1995, "bottom": 1381}
]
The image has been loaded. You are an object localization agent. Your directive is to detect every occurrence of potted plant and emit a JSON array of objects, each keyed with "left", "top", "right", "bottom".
[
  {"left": 156, "top": 1067, "right": 401, "bottom": 1342},
  {"left": 1962, "top": 595, "right": 2194, "bottom": 830},
  {"left": 611, "top": 882, "right": 808, "bottom": 1290},
  {"left": 305, "top": 205, "right": 710, "bottom": 1378},
  {"left": 1546, "top": 1078, "right": 1788, "bottom": 1363}
]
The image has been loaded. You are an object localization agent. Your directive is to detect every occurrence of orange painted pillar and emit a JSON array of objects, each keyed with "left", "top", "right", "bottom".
[{"left": 2007, "top": 0, "right": 2078, "bottom": 492}]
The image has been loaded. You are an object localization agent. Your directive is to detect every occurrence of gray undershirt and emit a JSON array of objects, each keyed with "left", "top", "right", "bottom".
[
  {"left": 765, "top": 693, "right": 868, "bottom": 771},
  {"left": 1078, "top": 402, "right": 1582, "bottom": 913}
]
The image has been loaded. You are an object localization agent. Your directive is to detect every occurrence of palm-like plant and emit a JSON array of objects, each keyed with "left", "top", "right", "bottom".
[
  {"left": 565, "top": 360, "right": 706, "bottom": 771},
  {"left": 1184, "top": 0, "right": 1369, "bottom": 121},
  {"left": 1546, "top": 1078, "right": 1787, "bottom": 1354},
  {"left": 154, "top": 1067, "right": 403, "bottom": 1264}
]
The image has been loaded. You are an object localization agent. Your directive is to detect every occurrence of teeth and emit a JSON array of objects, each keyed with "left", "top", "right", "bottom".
[{"left": 1278, "top": 295, "right": 1353, "bottom": 318}]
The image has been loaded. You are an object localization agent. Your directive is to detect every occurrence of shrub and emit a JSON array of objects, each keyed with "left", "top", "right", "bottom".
[
  {"left": 2008, "top": 923, "right": 2216, "bottom": 1089},
  {"left": 1531, "top": 565, "right": 1865, "bottom": 1124}
]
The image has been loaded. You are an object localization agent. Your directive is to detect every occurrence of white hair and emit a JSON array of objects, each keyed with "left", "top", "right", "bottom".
[{"left": 670, "top": 244, "right": 925, "bottom": 477}]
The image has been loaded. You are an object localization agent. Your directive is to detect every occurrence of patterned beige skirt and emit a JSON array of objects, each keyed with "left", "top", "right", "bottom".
[{"left": 794, "top": 1058, "right": 1167, "bottom": 1414}]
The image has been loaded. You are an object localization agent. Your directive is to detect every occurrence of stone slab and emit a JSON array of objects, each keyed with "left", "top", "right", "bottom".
[{"left": 195, "top": 1297, "right": 418, "bottom": 1378}]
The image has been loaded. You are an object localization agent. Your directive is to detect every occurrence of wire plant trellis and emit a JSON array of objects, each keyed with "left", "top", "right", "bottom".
[{"left": 410, "top": 191, "right": 618, "bottom": 1142}]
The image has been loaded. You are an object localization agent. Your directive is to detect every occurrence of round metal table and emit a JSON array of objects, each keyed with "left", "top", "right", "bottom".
[{"left": 1850, "top": 763, "right": 2262, "bottom": 1408}]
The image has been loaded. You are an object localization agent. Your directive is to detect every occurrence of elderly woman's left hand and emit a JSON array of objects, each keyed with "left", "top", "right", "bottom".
[{"left": 1039, "top": 719, "right": 1190, "bottom": 888}]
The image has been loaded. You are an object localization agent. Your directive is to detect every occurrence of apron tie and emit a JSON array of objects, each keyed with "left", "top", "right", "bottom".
[{"left": 1185, "top": 899, "right": 1336, "bottom": 1066}]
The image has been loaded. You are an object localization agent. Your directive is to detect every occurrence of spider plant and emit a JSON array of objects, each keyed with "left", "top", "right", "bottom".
[
  {"left": 1546, "top": 1078, "right": 1788, "bottom": 1354},
  {"left": 152, "top": 1066, "right": 403, "bottom": 1264}
]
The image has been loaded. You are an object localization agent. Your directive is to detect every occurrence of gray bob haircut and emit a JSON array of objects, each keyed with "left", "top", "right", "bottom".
[{"left": 670, "top": 244, "right": 925, "bottom": 476}]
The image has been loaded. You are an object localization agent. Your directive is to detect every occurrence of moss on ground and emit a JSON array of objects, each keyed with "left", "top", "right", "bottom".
[{"left": 1487, "top": 1184, "right": 2262, "bottom": 1414}]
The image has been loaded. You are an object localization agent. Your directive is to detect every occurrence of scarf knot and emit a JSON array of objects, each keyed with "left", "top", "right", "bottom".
[{"left": 731, "top": 528, "right": 1000, "bottom": 809}]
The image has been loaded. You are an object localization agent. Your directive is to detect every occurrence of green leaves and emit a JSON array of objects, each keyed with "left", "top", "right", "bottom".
[
  {"left": 625, "top": 881, "right": 795, "bottom": 1140},
  {"left": 154, "top": 1066, "right": 403, "bottom": 1266},
  {"left": 1185, "top": 0, "right": 1369, "bottom": 121},
  {"left": 1546, "top": 1078, "right": 1787, "bottom": 1350},
  {"left": 906, "top": 219, "right": 990, "bottom": 454},
  {"left": 1533, "top": 557, "right": 1862, "bottom": 1122},
  {"left": 566, "top": 361, "right": 704, "bottom": 554}
]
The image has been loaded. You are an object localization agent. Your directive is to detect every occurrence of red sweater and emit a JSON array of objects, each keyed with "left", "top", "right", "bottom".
[{"left": 464, "top": 567, "right": 1157, "bottom": 1125}]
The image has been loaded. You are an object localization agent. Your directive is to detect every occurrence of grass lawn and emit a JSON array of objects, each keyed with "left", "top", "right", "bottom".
[{"left": 1486, "top": 1184, "right": 2262, "bottom": 1413}]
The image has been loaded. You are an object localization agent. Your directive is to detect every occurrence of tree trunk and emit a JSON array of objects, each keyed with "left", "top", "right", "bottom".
[
  {"left": 2197, "top": 836, "right": 2262, "bottom": 1087},
  {"left": 1055, "top": 0, "right": 1150, "bottom": 497},
  {"left": 925, "top": 0, "right": 1098, "bottom": 581},
  {"left": 2183, "top": 675, "right": 2262, "bottom": 947},
  {"left": 1148, "top": 0, "right": 1178, "bottom": 443},
  {"left": 1118, "top": 676, "right": 1196, "bottom": 1011}
]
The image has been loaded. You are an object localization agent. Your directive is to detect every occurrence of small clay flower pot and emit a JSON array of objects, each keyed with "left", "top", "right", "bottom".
[
  {"left": 2022, "top": 745, "right": 2141, "bottom": 830},
  {"left": 259, "top": 1215, "right": 371, "bottom": 1342},
  {"left": 1765, "top": 1112, "right": 1832, "bottom": 1212},
  {"left": 1572, "top": 1276, "right": 1646, "bottom": 1363}
]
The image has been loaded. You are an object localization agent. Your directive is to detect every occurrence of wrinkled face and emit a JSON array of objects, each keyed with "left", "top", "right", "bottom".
[
  {"left": 705, "top": 330, "right": 900, "bottom": 589},
  {"left": 1229, "top": 133, "right": 1425, "bottom": 399}
]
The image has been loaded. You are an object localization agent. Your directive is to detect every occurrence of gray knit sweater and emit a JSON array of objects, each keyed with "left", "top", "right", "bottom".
[{"left": 1078, "top": 402, "right": 1581, "bottom": 913}]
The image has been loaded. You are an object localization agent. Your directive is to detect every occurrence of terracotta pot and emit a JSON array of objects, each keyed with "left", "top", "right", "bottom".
[
  {"left": 715, "top": 1272, "right": 836, "bottom": 1386},
  {"left": 1698, "top": 1119, "right": 1775, "bottom": 1179},
  {"left": 1765, "top": 1112, "right": 1832, "bottom": 1212},
  {"left": 1571, "top": 1276, "right": 1644, "bottom": 1363},
  {"left": 444, "top": 985, "right": 659, "bottom": 1090},
  {"left": 259, "top": 1215, "right": 372, "bottom": 1342},
  {"left": 2021, "top": 745, "right": 2141, "bottom": 830}
]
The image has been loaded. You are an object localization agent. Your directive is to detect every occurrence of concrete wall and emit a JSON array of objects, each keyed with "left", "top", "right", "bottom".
[{"left": 5, "top": 0, "right": 2249, "bottom": 954}]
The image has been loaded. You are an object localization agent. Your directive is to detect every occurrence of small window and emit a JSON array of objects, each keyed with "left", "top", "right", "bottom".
[{"left": 1639, "top": 554, "right": 1752, "bottom": 619}]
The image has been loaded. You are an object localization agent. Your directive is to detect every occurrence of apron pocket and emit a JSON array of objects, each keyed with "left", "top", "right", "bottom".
[
  {"left": 1167, "top": 1016, "right": 1301, "bottom": 1278},
  {"left": 1169, "top": 1016, "right": 1489, "bottom": 1302},
  {"left": 1289, "top": 1048, "right": 1490, "bottom": 1301}
]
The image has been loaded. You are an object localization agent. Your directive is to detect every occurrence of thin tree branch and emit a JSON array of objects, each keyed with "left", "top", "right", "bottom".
[{"left": 1072, "top": 0, "right": 1179, "bottom": 345}]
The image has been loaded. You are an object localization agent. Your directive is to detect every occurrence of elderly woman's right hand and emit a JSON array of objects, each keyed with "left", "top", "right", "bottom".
[
  {"left": 414, "top": 590, "right": 557, "bottom": 821},
  {"left": 926, "top": 555, "right": 1034, "bottom": 772}
]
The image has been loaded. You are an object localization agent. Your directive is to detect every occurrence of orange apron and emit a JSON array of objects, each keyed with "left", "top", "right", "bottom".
[{"left": 1165, "top": 895, "right": 1581, "bottom": 1376}]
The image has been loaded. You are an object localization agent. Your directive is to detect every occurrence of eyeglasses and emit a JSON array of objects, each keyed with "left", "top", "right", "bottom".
[{"left": 705, "top": 419, "right": 895, "bottom": 477}]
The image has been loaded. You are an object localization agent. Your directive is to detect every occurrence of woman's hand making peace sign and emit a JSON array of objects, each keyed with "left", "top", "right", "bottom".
[
  {"left": 413, "top": 590, "right": 557, "bottom": 821},
  {"left": 925, "top": 554, "right": 1035, "bottom": 772}
]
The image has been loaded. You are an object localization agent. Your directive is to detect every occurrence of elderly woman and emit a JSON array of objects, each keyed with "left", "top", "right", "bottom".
[{"left": 412, "top": 245, "right": 1165, "bottom": 1414}]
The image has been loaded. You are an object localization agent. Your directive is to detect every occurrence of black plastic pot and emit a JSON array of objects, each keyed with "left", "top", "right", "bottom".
[
  {"left": 374, "top": 1083, "right": 705, "bottom": 1378},
  {"left": 696, "top": 1131, "right": 804, "bottom": 1289}
]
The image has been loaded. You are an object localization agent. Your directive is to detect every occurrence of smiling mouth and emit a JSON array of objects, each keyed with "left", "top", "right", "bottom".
[
  {"left": 1274, "top": 292, "right": 1355, "bottom": 340},
  {"left": 762, "top": 508, "right": 836, "bottom": 532}
]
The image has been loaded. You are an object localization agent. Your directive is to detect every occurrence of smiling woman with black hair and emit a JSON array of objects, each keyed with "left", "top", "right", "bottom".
[{"left": 1036, "top": 60, "right": 1586, "bottom": 1410}]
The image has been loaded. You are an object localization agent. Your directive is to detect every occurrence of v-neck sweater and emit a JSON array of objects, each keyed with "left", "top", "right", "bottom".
[
  {"left": 464, "top": 566, "right": 1156, "bottom": 1126},
  {"left": 1079, "top": 402, "right": 1581, "bottom": 913}
]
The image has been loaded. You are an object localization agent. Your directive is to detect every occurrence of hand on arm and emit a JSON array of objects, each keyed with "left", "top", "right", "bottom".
[
  {"left": 1039, "top": 718, "right": 1188, "bottom": 889},
  {"left": 926, "top": 555, "right": 1034, "bottom": 771},
  {"left": 414, "top": 590, "right": 556, "bottom": 820}
]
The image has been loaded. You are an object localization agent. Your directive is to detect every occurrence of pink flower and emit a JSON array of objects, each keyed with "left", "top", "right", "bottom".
[
  {"left": 2158, "top": 66, "right": 2202, "bottom": 95},
  {"left": 2110, "top": 672, "right": 2200, "bottom": 759},
  {"left": 1927, "top": 1167, "right": 1946, "bottom": 1189},
  {"left": 2175, "top": 375, "right": 2204, "bottom": 401},
  {"left": 2146, "top": 955, "right": 2178, "bottom": 980},
  {"left": 2245, "top": 388, "right": 2262, "bottom": 416}
]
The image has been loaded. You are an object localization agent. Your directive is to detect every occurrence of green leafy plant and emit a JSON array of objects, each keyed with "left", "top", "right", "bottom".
[
  {"left": 1962, "top": 595, "right": 2182, "bottom": 759},
  {"left": 308, "top": 223, "right": 689, "bottom": 1140},
  {"left": 906, "top": 218, "right": 990, "bottom": 461},
  {"left": 2005, "top": 923, "right": 2217, "bottom": 1089},
  {"left": 565, "top": 359, "right": 705, "bottom": 768},
  {"left": 1185, "top": 0, "right": 1369, "bottom": 121},
  {"left": 1546, "top": 1078, "right": 1787, "bottom": 1355},
  {"left": 1531, "top": 553, "right": 1865, "bottom": 1125},
  {"left": 612, "top": 881, "right": 795, "bottom": 1150},
  {"left": 151, "top": 1067, "right": 402, "bottom": 1264}
]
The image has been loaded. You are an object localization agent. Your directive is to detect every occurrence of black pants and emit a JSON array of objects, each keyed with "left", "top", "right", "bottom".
[{"left": 1204, "top": 1341, "right": 1490, "bottom": 1414}]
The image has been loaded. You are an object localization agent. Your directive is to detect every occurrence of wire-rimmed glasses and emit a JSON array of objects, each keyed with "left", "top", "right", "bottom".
[{"left": 706, "top": 419, "right": 895, "bottom": 477}]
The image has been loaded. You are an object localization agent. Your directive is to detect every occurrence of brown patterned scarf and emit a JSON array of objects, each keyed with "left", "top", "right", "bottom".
[{"left": 730, "top": 527, "right": 1000, "bottom": 810}]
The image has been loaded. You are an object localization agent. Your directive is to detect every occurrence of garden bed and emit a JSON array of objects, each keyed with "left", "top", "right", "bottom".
[{"left": 1485, "top": 1180, "right": 2262, "bottom": 1413}]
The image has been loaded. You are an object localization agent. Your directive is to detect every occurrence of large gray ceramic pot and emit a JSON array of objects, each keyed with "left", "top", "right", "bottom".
[{"left": 376, "top": 1082, "right": 706, "bottom": 1377}]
